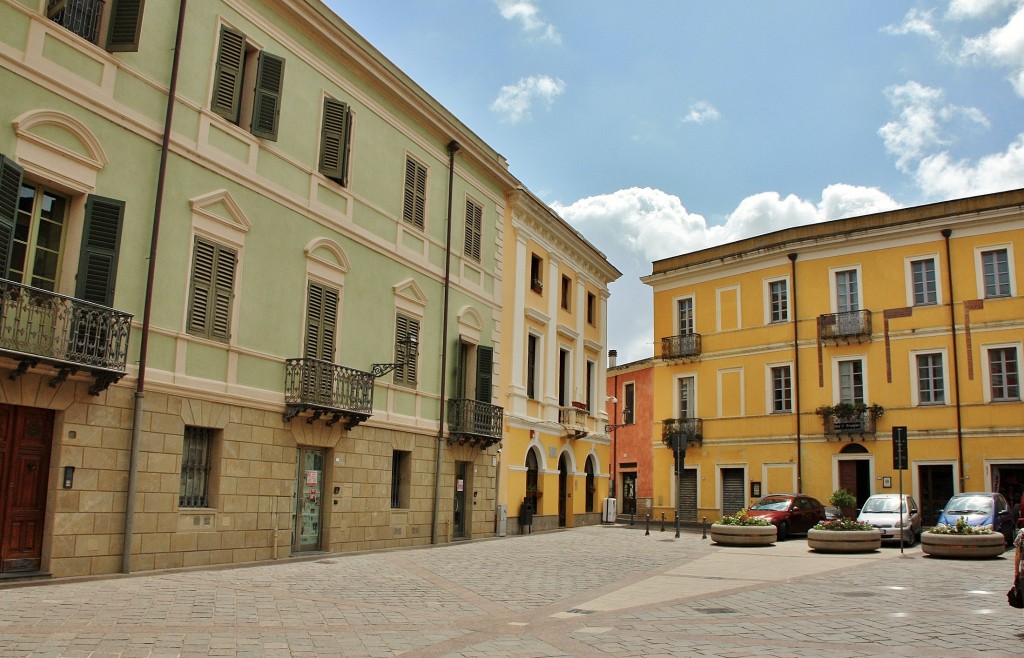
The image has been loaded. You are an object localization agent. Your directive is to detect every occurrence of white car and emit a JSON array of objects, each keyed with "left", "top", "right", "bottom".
[{"left": 857, "top": 494, "right": 922, "bottom": 544}]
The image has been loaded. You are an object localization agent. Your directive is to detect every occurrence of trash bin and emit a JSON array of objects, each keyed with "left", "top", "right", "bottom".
[{"left": 520, "top": 498, "right": 534, "bottom": 534}]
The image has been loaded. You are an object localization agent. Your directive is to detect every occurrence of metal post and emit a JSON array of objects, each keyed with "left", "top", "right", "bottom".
[
  {"left": 629, "top": 511, "right": 634, "bottom": 526},
  {"left": 702, "top": 516, "right": 707, "bottom": 539},
  {"left": 661, "top": 513, "right": 665, "bottom": 532},
  {"left": 674, "top": 435, "right": 681, "bottom": 538},
  {"left": 645, "top": 514, "right": 650, "bottom": 536}
]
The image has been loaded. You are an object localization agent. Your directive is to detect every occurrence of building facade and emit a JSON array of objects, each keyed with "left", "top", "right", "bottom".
[
  {"left": 499, "top": 189, "right": 620, "bottom": 534},
  {"left": 0, "top": 0, "right": 612, "bottom": 580},
  {"left": 642, "top": 190, "right": 1024, "bottom": 527},
  {"left": 605, "top": 353, "right": 656, "bottom": 520}
]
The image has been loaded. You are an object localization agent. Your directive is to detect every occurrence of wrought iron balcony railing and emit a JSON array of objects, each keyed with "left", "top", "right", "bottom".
[
  {"left": 283, "top": 358, "right": 374, "bottom": 428},
  {"left": 47, "top": 0, "right": 105, "bottom": 44},
  {"left": 448, "top": 398, "right": 503, "bottom": 448},
  {"left": 558, "top": 405, "right": 589, "bottom": 438},
  {"left": 661, "top": 333, "right": 702, "bottom": 360},
  {"left": 662, "top": 417, "right": 703, "bottom": 451},
  {"left": 0, "top": 279, "right": 132, "bottom": 393},
  {"left": 818, "top": 310, "right": 872, "bottom": 342},
  {"left": 822, "top": 411, "right": 878, "bottom": 438}
]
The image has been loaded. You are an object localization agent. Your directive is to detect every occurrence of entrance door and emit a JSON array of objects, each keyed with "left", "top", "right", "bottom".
[
  {"left": 680, "top": 469, "right": 697, "bottom": 522},
  {"left": 1, "top": 406, "right": 54, "bottom": 573},
  {"left": 721, "top": 468, "right": 745, "bottom": 517},
  {"left": 294, "top": 448, "right": 325, "bottom": 553},
  {"left": 838, "top": 459, "right": 871, "bottom": 508},
  {"left": 918, "top": 464, "right": 954, "bottom": 526},
  {"left": 622, "top": 472, "right": 637, "bottom": 514},
  {"left": 558, "top": 454, "right": 568, "bottom": 527},
  {"left": 453, "top": 461, "right": 469, "bottom": 539}
]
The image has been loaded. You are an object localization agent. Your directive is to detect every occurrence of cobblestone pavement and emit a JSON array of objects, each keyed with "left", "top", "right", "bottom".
[{"left": 1, "top": 525, "right": 1022, "bottom": 657}]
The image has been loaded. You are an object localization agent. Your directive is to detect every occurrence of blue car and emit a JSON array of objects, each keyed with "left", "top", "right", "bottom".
[{"left": 936, "top": 492, "right": 1015, "bottom": 544}]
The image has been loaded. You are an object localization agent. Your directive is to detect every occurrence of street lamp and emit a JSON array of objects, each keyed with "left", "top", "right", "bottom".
[{"left": 371, "top": 334, "right": 419, "bottom": 377}]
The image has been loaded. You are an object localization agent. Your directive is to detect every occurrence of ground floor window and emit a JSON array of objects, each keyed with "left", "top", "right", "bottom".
[{"left": 180, "top": 426, "right": 214, "bottom": 508}]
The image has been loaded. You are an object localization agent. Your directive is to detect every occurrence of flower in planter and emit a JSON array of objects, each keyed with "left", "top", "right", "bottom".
[
  {"left": 813, "top": 518, "right": 875, "bottom": 531},
  {"left": 717, "top": 509, "right": 772, "bottom": 526},
  {"left": 928, "top": 517, "right": 993, "bottom": 535}
]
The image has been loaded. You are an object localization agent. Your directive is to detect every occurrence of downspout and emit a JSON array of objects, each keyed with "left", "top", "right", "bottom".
[
  {"left": 788, "top": 253, "right": 802, "bottom": 492},
  {"left": 431, "top": 140, "right": 460, "bottom": 544},
  {"left": 941, "top": 229, "right": 966, "bottom": 491},
  {"left": 123, "top": 0, "right": 187, "bottom": 573}
]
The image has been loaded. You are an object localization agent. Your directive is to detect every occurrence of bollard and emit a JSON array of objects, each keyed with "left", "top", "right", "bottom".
[
  {"left": 702, "top": 516, "right": 708, "bottom": 539},
  {"left": 629, "top": 511, "right": 634, "bottom": 526},
  {"left": 661, "top": 513, "right": 666, "bottom": 532},
  {"left": 645, "top": 514, "right": 650, "bottom": 536}
]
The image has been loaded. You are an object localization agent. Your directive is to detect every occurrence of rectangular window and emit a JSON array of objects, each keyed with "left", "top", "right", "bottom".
[
  {"left": 586, "top": 360, "right": 595, "bottom": 413},
  {"left": 911, "top": 258, "right": 937, "bottom": 305},
  {"left": 623, "top": 382, "right": 635, "bottom": 424},
  {"left": 304, "top": 282, "right": 339, "bottom": 361},
  {"left": 526, "top": 335, "right": 538, "bottom": 399},
  {"left": 677, "top": 298, "right": 694, "bottom": 335},
  {"left": 318, "top": 96, "right": 352, "bottom": 186},
  {"left": 771, "top": 365, "right": 792, "bottom": 413},
  {"left": 769, "top": 279, "right": 788, "bottom": 323},
  {"left": 558, "top": 348, "right": 569, "bottom": 407},
  {"left": 186, "top": 237, "right": 237, "bottom": 342},
  {"left": 394, "top": 314, "right": 420, "bottom": 387},
  {"left": 402, "top": 156, "right": 427, "bottom": 229},
  {"left": 464, "top": 198, "right": 482, "bottom": 261},
  {"left": 916, "top": 353, "right": 945, "bottom": 405},
  {"left": 586, "top": 292, "right": 596, "bottom": 325},
  {"left": 981, "top": 249, "right": 1010, "bottom": 298},
  {"left": 180, "top": 426, "right": 213, "bottom": 508},
  {"left": 678, "top": 376, "right": 695, "bottom": 418},
  {"left": 530, "top": 254, "right": 543, "bottom": 293},
  {"left": 835, "top": 269, "right": 859, "bottom": 312},
  {"left": 48, "top": 0, "right": 146, "bottom": 52},
  {"left": 838, "top": 360, "right": 864, "bottom": 404},
  {"left": 211, "top": 26, "right": 285, "bottom": 141},
  {"left": 989, "top": 347, "right": 1020, "bottom": 401},
  {"left": 391, "top": 450, "right": 410, "bottom": 509},
  {"left": 560, "top": 275, "right": 571, "bottom": 310}
]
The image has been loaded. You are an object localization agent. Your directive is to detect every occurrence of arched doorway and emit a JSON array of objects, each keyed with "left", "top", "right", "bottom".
[
  {"left": 558, "top": 453, "right": 568, "bottom": 527},
  {"left": 585, "top": 456, "right": 596, "bottom": 513},
  {"left": 838, "top": 443, "right": 871, "bottom": 508}
]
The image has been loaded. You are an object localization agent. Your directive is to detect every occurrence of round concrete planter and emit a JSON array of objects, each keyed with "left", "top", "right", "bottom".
[
  {"left": 920, "top": 531, "right": 1006, "bottom": 559},
  {"left": 710, "top": 523, "right": 777, "bottom": 546},
  {"left": 807, "top": 528, "right": 882, "bottom": 553}
]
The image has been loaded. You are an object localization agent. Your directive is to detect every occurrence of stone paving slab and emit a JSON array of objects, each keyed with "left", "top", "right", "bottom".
[{"left": 1, "top": 526, "right": 1022, "bottom": 656}]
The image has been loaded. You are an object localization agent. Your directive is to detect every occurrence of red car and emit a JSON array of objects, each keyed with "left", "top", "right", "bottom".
[{"left": 746, "top": 494, "right": 827, "bottom": 540}]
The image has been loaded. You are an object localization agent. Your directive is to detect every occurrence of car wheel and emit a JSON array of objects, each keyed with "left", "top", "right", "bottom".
[
  {"left": 777, "top": 521, "right": 789, "bottom": 541},
  {"left": 905, "top": 529, "right": 916, "bottom": 546}
]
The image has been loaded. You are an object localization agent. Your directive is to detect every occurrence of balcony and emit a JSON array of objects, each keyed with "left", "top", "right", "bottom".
[
  {"left": 48, "top": 0, "right": 104, "bottom": 45},
  {"left": 283, "top": 358, "right": 374, "bottom": 429},
  {"left": 818, "top": 404, "right": 882, "bottom": 440},
  {"left": 558, "top": 405, "right": 589, "bottom": 439},
  {"left": 0, "top": 279, "right": 132, "bottom": 394},
  {"left": 447, "top": 398, "right": 503, "bottom": 448},
  {"left": 818, "top": 310, "right": 872, "bottom": 343},
  {"left": 661, "top": 333, "right": 702, "bottom": 361},
  {"left": 662, "top": 417, "right": 703, "bottom": 451}
]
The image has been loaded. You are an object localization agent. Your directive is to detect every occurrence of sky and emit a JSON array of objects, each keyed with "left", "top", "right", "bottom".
[{"left": 328, "top": 0, "right": 1024, "bottom": 364}]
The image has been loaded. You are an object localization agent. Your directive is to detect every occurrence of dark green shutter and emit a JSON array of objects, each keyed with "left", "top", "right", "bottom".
[
  {"left": 106, "top": 0, "right": 145, "bottom": 52},
  {"left": 319, "top": 97, "right": 352, "bottom": 185},
  {"left": 395, "top": 315, "right": 419, "bottom": 385},
  {"left": 251, "top": 51, "right": 285, "bottom": 140},
  {"left": 211, "top": 26, "right": 245, "bottom": 122},
  {"left": 304, "top": 282, "right": 338, "bottom": 361},
  {"left": 75, "top": 195, "right": 125, "bottom": 306},
  {"left": 0, "top": 154, "right": 24, "bottom": 279},
  {"left": 475, "top": 346, "right": 493, "bottom": 403},
  {"left": 187, "top": 238, "right": 236, "bottom": 341},
  {"left": 402, "top": 158, "right": 426, "bottom": 229},
  {"left": 211, "top": 245, "right": 236, "bottom": 339},
  {"left": 464, "top": 199, "right": 482, "bottom": 261}
]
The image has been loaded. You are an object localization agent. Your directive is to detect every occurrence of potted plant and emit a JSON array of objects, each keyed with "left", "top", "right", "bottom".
[
  {"left": 710, "top": 509, "right": 777, "bottom": 546},
  {"left": 807, "top": 517, "right": 882, "bottom": 553},
  {"left": 921, "top": 517, "right": 1006, "bottom": 559},
  {"left": 828, "top": 488, "right": 858, "bottom": 518}
]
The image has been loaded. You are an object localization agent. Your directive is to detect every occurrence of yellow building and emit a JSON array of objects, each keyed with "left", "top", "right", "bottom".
[
  {"left": 499, "top": 188, "right": 621, "bottom": 533},
  {"left": 642, "top": 189, "right": 1024, "bottom": 528}
]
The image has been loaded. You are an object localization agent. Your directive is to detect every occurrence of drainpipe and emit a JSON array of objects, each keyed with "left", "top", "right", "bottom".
[
  {"left": 431, "top": 140, "right": 460, "bottom": 544},
  {"left": 941, "top": 229, "right": 966, "bottom": 491},
  {"left": 122, "top": 0, "right": 187, "bottom": 573},
  {"left": 788, "top": 253, "right": 802, "bottom": 492}
]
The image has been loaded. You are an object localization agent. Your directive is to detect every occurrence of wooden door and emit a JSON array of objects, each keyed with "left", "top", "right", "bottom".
[{"left": 1, "top": 405, "right": 54, "bottom": 573}]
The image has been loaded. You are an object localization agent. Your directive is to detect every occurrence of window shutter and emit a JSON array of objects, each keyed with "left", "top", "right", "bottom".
[
  {"left": 402, "top": 158, "right": 426, "bottom": 229},
  {"left": 187, "top": 238, "right": 236, "bottom": 341},
  {"left": 319, "top": 97, "right": 352, "bottom": 185},
  {"left": 75, "top": 195, "right": 125, "bottom": 306},
  {"left": 251, "top": 51, "right": 285, "bottom": 140},
  {"left": 395, "top": 315, "right": 419, "bottom": 385},
  {"left": 464, "top": 199, "right": 482, "bottom": 261},
  {"left": 475, "top": 346, "right": 493, "bottom": 403},
  {"left": 106, "top": 0, "right": 145, "bottom": 52},
  {"left": 0, "top": 154, "right": 24, "bottom": 279},
  {"left": 211, "top": 245, "right": 236, "bottom": 340},
  {"left": 304, "top": 282, "right": 338, "bottom": 361},
  {"left": 211, "top": 26, "right": 245, "bottom": 122}
]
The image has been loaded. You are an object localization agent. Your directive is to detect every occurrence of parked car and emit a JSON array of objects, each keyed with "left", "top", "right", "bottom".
[
  {"left": 936, "top": 492, "right": 1015, "bottom": 544},
  {"left": 746, "top": 494, "right": 826, "bottom": 540},
  {"left": 857, "top": 494, "right": 922, "bottom": 544}
]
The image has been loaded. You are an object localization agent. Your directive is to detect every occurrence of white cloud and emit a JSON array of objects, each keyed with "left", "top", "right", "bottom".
[
  {"left": 882, "top": 8, "right": 941, "bottom": 40},
  {"left": 490, "top": 75, "right": 566, "bottom": 123},
  {"left": 493, "top": 0, "right": 561, "bottom": 44},
  {"left": 680, "top": 101, "right": 721, "bottom": 124},
  {"left": 958, "top": 3, "right": 1024, "bottom": 95},
  {"left": 915, "top": 133, "right": 1024, "bottom": 197},
  {"left": 946, "top": 0, "right": 1018, "bottom": 20}
]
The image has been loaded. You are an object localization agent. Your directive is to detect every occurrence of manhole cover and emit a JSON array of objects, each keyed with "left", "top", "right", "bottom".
[{"left": 697, "top": 607, "right": 737, "bottom": 614}]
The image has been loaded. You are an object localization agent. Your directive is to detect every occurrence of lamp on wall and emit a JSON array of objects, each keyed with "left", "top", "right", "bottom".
[{"left": 371, "top": 334, "right": 419, "bottom": 377}]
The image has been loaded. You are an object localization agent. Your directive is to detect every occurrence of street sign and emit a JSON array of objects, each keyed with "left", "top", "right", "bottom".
[{"left": 892, "top": 426, "right": 908, "bottom": 470}]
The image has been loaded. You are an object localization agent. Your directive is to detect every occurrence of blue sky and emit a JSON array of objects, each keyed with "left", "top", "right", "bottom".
[{"left": 327, "top": 0, "right": 1024, "bottom": 363}]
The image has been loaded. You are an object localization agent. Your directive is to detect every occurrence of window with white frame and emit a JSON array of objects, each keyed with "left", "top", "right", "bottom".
[
  {"left": 835, "top": 269, "right": 859, "bottom": 312},
  {"left": 677, "top": 297, "right": 694, "bottom": 335},
  {"left": 768, "top": 278, "right": 788, "bottom": 323},
  {"left": 910, "top": 258, "right": 938, "bottom": 306},
  {"left": 678, "top": 376, "right": 695, "bottom": 418},
  {"left": 988, "top": 347, "right": 1020, "bottom": 401},
  {"left": 981, "top": 248, "right": 1011, "bottom": 298},
  {"left": 915, "top": 352, "right": 945, "bottom": 405},
  {"left": 770, "top": 365, "right": 792, "bottom": 413},
  {"left": 526, "top": 334, "right": 538, "bottom": 400},
  {"left": 838, "top": 359, "right": 864, "bottom": 404}
]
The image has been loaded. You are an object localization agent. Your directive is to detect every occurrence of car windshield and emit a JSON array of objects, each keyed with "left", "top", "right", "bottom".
[
  {"left": 861, "top": 498, "right": 905, "bottom": 513},
  {"left": 945, "top": 496, "right": 992, "bottom": 514},
  {"left": 750, "top": 498, "right": 790, "bottom": 511}
]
